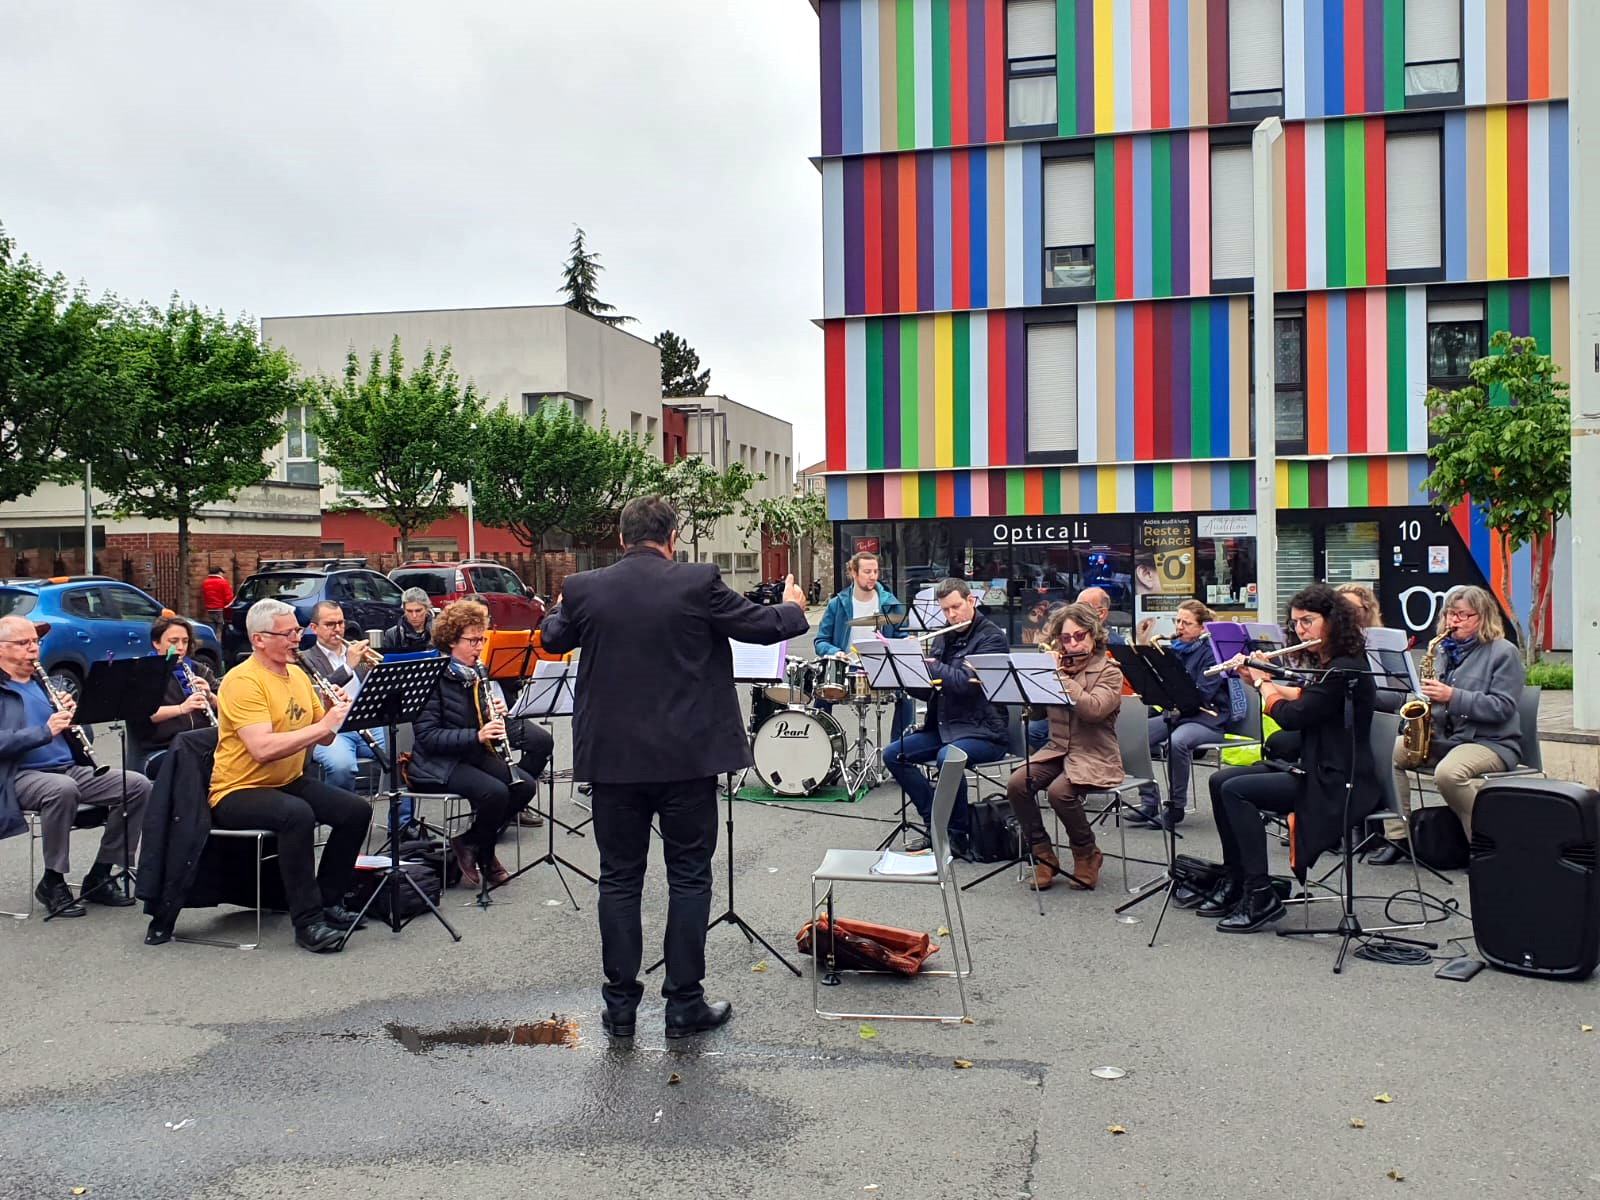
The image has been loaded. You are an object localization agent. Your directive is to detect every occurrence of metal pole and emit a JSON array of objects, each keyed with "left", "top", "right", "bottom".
[
  {"left": 83, "top": 462, "right": 93, "bottom": 575},
  {"left": 1251, "top": 117, "right": 1284, "bottom": 624},
  {"left": 1570, "top": 0, "right": 1600, "bottom": 728},
  {"left": 466, "top": 478, "right": 477, "bottom": 560}
]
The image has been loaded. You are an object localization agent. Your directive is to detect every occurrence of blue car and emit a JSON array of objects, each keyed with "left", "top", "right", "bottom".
[
  {"left": 0, "top": 575, "right": 223, "bottom": 700},
  {"left": 222, "top": 559, "right": 403, "bottom": 664}
]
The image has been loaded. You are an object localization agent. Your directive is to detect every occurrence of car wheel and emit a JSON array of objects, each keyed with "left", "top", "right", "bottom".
[{"left": 47, "top": 665, "right": 83, "bottom": 705}]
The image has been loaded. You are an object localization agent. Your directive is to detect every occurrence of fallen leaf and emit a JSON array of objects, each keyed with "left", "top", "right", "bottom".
[
  {"left": 1387, "top": 1169, "right": 1405, "bottom": 1182},
  {"left": 936, "top": 926, "right": 950, "bottom": 937},
  {"left": 953, "top": 1059, "right": 974, "bottom": 1069},
  {"left": 858, "top": 1023, "right": 878, "bottom": 1040},
  {"left": 1349, "top": 1118, "right": 1367, "bottom": 1129},
  {"left": 1582, "top": 1024, "right": 1593, "bottom": 1033},
  {"left": 751, "top": 961, "right": 768, "bottom": 973},
  {"left": 1107, "top": 1125, "right": 1127, "bottom": 1135},
  {"left": 667, "top": 1073, "right": 682, "bottom": 1085},
  {"left": 1373, "top": 1093, "right": 1393, "bottom": 1104}
]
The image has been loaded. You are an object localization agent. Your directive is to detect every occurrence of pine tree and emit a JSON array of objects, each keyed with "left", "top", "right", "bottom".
[
  {"left": 559, "top": 227, "right": 634, "bottom": 327},
  {"left": 655, "top": 329, "right": 711, "bottom": 397}
]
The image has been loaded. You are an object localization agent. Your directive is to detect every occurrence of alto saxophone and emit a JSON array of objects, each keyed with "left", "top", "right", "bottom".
[{"left": 1399, "top": 632, "right": 1447, "bottom": 768}]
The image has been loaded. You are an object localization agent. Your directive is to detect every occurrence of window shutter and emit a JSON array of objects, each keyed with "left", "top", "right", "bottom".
[
  {"left": 1227, "top": 0, "right": 1283, "bottom": 93},
  {"left": 1044, "top": 159, "right": 1095, "bottom": 248},
  {"left": 1385, "top": 133, "right": 1442, "bottom": 271},
  {"left": 1007, "top": 0, "right": 1056, "bottom": 60},
  {"left": 1027, "top": 324, "right": 1078, "bottom": 454},
  {"left": 1404, "top": 0, "right": 1460, "bottom": 63},
  {"left": 1428, "top": 300, "right": 1483, "bottom": 322},
  {"left": 1210, "top": 146, "right": 1255, "bottom": 280}
]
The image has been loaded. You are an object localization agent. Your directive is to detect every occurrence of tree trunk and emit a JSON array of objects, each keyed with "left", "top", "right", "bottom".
[
  {"left": 1528, "top": 517, "right": 1556, "bottom": 665},
  {"left": 176, "top": 509, "right": 190, "bottom": 615},
  {"left": 1497, "top": 533, "right": 1530, "bottom": 665}
]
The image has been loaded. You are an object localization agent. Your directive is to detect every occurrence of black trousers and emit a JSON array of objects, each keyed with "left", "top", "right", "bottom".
[
  {"left": 441, "top": 751, "right": 538, "bottom": 859},
  {"left": 211, "top": 776, "right": 372, "bottom": 928},
  {"left": 589, "top": 777, "right": 719, "bottom": 1018},
  {"left": 1209, "top": 764, "right": 1302, "bottom": 881},
  {"left": 508, "top": 718, "right": 554, "bottom": 781}
]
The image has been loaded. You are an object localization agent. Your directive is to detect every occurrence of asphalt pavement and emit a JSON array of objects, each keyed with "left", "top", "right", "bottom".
[{"left": 1, "top": 612, "right": 1597, "bottom": 1200}]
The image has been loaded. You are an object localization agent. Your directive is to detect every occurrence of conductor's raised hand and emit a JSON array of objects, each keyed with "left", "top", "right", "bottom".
[{"left": 782, "top": 574, "right": 806, "bottom": 606}]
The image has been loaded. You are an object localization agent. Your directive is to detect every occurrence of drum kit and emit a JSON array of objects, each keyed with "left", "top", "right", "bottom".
[{"left": 749, "top": 612, "right": 904, "bottom": 798}]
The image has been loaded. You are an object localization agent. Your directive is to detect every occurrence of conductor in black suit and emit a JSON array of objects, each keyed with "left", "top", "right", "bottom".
[{"left": 538, "top": 496, "right": 809, "bottom": 1041}]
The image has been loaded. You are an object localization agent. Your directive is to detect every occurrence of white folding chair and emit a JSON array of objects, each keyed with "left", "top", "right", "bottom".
[
  {"left": 810, "top": 746, "right": 973, "bottom": 1023},
  {"left": 1082, "top": 696, "right": 1161, "bottom": 894}
]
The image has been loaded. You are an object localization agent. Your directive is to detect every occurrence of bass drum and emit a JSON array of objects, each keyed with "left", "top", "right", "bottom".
[{"left": 751, "top": 708, "right": 846, "bottom": 796}]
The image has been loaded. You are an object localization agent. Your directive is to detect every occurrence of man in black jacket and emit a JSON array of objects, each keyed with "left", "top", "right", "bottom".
[
  {"left": 539, "top": 496, "right": 809, "bottom": 1041},
  {"left": 882, "top": 579, "right": 1010, "bottom": 854}
]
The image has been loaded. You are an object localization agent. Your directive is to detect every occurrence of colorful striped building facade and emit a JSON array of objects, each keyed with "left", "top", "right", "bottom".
[{"left": 811, "top": 0, "right": 1569, "bottom": 642}]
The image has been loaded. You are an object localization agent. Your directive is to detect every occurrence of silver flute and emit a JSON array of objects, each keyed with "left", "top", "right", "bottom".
[{"left": 1203, "top": 638, "right": 1323, "bottom": 676}]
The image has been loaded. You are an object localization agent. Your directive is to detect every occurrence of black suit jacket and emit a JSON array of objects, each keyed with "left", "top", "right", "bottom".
[{"left": 539, "top": 549, "right": 810, "bottom": 784}]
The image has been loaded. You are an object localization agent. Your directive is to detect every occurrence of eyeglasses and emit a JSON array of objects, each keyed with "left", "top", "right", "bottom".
[
  {"left": 256, "top": 628, "right": 304, "bottom": 641},
  {"left": 316, "top": 620, "right": 346, "bottom": 629},
  {"left": 1289, "top": 615, "right": 1319, "bottom": 629},
  {"left": 1445, "top": 609, "right": 1476, "bottom": 620},
  {"left": 459, "top": 636, "right": 487, "bottom": 646},
  {"left": 0, "top": 638, "right": 40, "bottom": 647},
  {"left": 1058, "top": 629, "right": 1091, "bottom": 644}
]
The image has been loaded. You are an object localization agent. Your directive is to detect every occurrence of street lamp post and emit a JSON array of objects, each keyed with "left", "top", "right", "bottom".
[
  {"left": 1571, "top": 0, "right": 1600, "bottom": 727},
  {"left": 1252, "top": 117, "right": 1285, "bottom": 624}
]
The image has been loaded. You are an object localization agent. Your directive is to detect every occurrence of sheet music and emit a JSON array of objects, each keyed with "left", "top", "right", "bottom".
[
  {"left": 967, "top": 653, "right": 1025, "bottom": 703},
  {"left": 1012, "top": 656, "right": 1072, "bottom": 706},
  {"left": 902, "top": 587, "right": 944, "bottom": 632},
  {"left": 513, "top": 660, "right": 575, "bottom": 717},
  {"left": 1204, "top": 620, "right": 1251, "bottom": 668},
  {"left": 1365, "top": 626, "right": 1421, "bottom": 694},
  {"left": 730, "top": 638, "right": 786, "bottom": 681},
  {"left": 1244, "top": 621, "right": 1288, "bottom": 651},
  {"left": 857, "top": 640, "right": 934, "bottom": 690}
]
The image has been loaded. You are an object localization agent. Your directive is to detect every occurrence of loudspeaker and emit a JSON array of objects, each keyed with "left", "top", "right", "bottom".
[{"left": 1469, "top": 779, "right": 1600, "bottom": 981}]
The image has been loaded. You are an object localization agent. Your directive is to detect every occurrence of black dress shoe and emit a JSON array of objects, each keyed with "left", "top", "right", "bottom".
[
  {"left": 293, "top": 921, "right": 347, "bottom": 953},
  {"left": 1367, "top": 841, "right": 1409, "bottom": 866},
  {"left": 36, "top": 878, "right": 85, "bottom": 918},
  {"left": 81, "top": 868, "right": 134, "bottom": 907},
  {"left": 601, "top": 1010, "right": 636, "bottom": 1039},
  {"left": 1195, "top": 877, "right": 1244, "bottom": 918},
  {"left": 1172, "top": 883, "right": 1206, "bottom": 909},
  {"left": 322, "top": 904, "right": 368, "bottom": 931},
  {"left": 1216, "top": 883, "right": 1286, "bottom": 933},
  {"left": 665, "top": 999, "right": 733, "bottom": 1039}
]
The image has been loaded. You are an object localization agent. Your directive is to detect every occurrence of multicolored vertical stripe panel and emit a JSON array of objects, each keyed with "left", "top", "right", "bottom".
[
  {"left": 817, "top": 1, "right": 1568, "bottom": 156},
  {"left": 1301, "top": 287, "right": 1430, "bottom": 456},
  {"left": 1093, "top": 129, "right": 1212, "bottom": 301},
  {"left": 1274, "top": 103, "right": 1568, "bottom": 292},
  {"left": 822, "top": 457, "right": 1429, "bottom": 520}
]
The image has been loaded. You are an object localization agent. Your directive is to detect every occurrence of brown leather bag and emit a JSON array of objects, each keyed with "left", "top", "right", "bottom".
[{"left": 795, "top": 916, "right": 940, "bottom": 976}]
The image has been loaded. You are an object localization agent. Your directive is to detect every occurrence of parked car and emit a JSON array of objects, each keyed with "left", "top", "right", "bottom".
[
  {"left": 222, "top": 559, "right": 403, "bottom": 663},
  {"left": 743, "top": 579, "right": 786, "bottom": 606},
  {"left": 0, "top": 576, "right": 223, "bottom": 700},
  {"left": 388, "top": 561, "right": 546, "bottom": 631}
]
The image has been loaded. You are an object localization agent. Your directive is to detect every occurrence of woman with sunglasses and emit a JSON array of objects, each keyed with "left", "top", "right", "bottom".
[
  {"left": 1003, "top": 603, "right": 1125, "bottom": 891},
  {"left": 1196, "top": 583, "right": 1377, "bottom": 933},
  {"left": 407, "top": 600, "right": 538, "bottom": 889},
  {"left": 1130, "top": 599, "right": 1228, "bottom": 830}
]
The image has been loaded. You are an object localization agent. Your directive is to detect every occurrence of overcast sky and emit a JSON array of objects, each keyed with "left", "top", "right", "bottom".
[{"left": 0, "top": 0, "right": 827, "bottom": 467}]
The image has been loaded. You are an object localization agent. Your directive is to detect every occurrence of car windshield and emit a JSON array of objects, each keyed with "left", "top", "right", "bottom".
[
  {"left": 392, "top": 570, "right": 454, "bottom": 596},
  {"left": 0, "top": 590, "right": 38, "bottom": 617},
  {"left": 236, "top": 574, "right": 320, "bottom": 604}
]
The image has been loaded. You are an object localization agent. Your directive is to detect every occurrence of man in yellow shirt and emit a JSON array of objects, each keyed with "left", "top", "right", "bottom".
[{"left": 210, "top": 598, "right": 372, "bottom": 953}]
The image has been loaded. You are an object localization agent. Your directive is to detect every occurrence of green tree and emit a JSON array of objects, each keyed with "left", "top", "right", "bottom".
[
  {"left": 0, "top": 224, "right": 116, "bottom": 504},
  {"left": 655, "top": 329, "right": 710, "bottom": 397},
  {"left": 742, "top": 490, "right": 828, "bottom": 553},
  {"left": 310, "top": 337, "right": 484, "bottom": 557},
  {"left": 85, "top": 298, "right": 299, "bottom": 600},
  {"left": 1422, "top": 330, "right": 1571, "bottom": 663},
  {"left": 649, "top": 454, "right": 762, "bottom": 564},
  {"left": 559, "top": 227, "right": 634, "bottom": 327}
]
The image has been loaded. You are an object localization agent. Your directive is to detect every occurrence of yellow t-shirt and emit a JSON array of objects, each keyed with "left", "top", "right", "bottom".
[{"left": 209, "top": 657, "right": 324, "bottom": 806}]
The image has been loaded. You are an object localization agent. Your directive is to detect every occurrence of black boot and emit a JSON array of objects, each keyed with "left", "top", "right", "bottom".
[
  {"left": 81, "top": 862, "right": 134, "bottom": 907},
  {"left": 1216, "top": 879, "right": 1286, "bottom": 933},
  {"left": 1195, "top": 875, "right": 1244, "bottom": 918}
]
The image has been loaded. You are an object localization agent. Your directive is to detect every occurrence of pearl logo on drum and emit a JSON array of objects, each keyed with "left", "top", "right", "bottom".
[{"left": 772, "top": 719, "right": 812, "bottom": 739}]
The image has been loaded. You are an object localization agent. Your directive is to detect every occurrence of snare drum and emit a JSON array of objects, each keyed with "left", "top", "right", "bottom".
[
  {"left": 813, "top": 655, "right": 851, "bottom": 702},
  {"left": 848, "top": 665, "right": 876, "bottom": 704},
  {"left": 751, "top": 708, "right": 846, "bottom": 795},
  {"left": 764, "top": 658, "right": 815, "bottom": 706}
]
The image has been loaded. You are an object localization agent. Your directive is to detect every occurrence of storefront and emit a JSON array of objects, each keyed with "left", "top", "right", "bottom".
[{"left": 832, "top": 505, "right": 1494, "bottom": 647}]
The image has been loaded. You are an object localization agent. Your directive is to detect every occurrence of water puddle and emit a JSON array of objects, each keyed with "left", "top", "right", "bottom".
[{"left": 386, "top": 1015, "right": 580, "bottom": 1053}]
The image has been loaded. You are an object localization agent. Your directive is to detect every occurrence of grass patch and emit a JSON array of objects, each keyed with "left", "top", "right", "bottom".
[{"left": 1526, "top": 661, "right": 1573, "bottom": 690}]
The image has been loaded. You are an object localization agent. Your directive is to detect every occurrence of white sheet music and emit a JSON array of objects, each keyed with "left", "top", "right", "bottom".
[
  {"left": 730, "top": 638, "right": 786, "bottom": 681},
  {"left": 969, "top": 653, "right": 1072, "bottom": 705},
  {"left": 514, "top": 660, "right": 576, "bottom": 717},
  {"left": 1365, "top": 626, "right": 1421, "bottom": 694},
  {"left": 857, "top": 640, "right": 934, "bottom": 690},
  {"left": 902, "top": 586, "right": 944, "bottom": 632}
]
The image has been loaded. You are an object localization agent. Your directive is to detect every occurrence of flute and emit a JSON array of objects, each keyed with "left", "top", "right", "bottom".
[{"left": 1203, "top": 638, "right": 1322, "bottom": 676}]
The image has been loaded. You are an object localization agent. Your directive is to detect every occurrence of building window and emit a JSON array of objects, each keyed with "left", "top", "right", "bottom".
[
  {"left": 285, "top": 404, "right": 318, "bottom": 485},
  {"left": 1274, "top": 313, "right": 1307, "bottom": 454},
  {"left": 713, "top": 552, "right": 735, "bottom": 571},
  {"left": 1227, "top": 0, "right": 1284, "bottom": 116},
  {"left": 1043, "top": 156, "right": 1095, "bottom": 295},
  {"left": 530, "top": 392, "right": 592, "bottom": 423},
  {"left": 1006, "top": 0, "right": 1057, "bottom": 132},
  {"left": 1210, "top": 145, "right": 1254, "bottom": 286},
  {"left": 735, "top": 552, "right": 758, "bottom": 573},
  {"left": 1426, "top": 298, "right": 1485, "bottom": 391},
  {"left": 1025, "top": 322, "right": 1078, "bottom": 463},
  {"left": 1404, "top": 0, "right": 1463, "bottom": 102},
  {"left": 1385, "top": 130, "right": 1443, "bottom": 274}
]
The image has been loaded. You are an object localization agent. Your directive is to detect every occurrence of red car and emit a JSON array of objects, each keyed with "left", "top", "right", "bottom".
[{"left": 388, "top": 561, "right": 546, "bottom": 631}]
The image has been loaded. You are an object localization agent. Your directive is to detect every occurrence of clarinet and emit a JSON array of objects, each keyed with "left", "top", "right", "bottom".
[
  {"left": 31, "top": 661, "right": 110, "bottom": 777},
  {"left": 177, "top": 658, "right": 219, "bottom": 728},
  {"left": 293, "top": 651, "right": 383, "bottom": 755},
  {"left": 473, "top": 664, "right": 516, "bottom": 770}
]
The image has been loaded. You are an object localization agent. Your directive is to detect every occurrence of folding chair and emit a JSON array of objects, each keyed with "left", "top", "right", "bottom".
[
  {"left": 172, "top": 828, "right": 280, "bottom": 950},
  {"left": 810, "top": 746, "right": 972, "bottom": 1023},
  {"left": 1080, "top": 696, "right": 1160, "bottom": 893},
  {"left": 1, "top": 803, "right": 113, "bottom": 920}
]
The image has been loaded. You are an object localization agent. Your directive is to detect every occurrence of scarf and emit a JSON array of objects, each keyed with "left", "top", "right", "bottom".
[{"left": 1438, "top": 634, "right": 1475, "bottom": 672}]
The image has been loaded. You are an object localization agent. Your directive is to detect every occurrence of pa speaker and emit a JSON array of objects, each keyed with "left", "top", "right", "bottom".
[{"left": 1469, "top": 779, "right": 1599, "bottom": 981}]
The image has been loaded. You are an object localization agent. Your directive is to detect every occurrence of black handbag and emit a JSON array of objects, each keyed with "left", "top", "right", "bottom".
[
  {"left": 1409, "top": 805, "right": 1470, "bottom": 870},
  {"left": 968, "top": 793, "right": 1021, "bottom": 863}
]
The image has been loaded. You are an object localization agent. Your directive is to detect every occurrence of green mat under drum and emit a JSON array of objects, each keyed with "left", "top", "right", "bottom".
[{"left": 735, "top": 781, "right": 870, "bottom": 804}]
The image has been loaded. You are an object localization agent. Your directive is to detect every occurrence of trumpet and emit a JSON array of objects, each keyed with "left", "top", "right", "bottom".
[
  {"left": 31, "top": 662, "right": 109, "bottom": 777},
  {"left": 911, "top": 619, "right": 972, "bottom": 646},
  {"left": 176, "top": 658, "right": 219, "bottom": 727},
  {"left": 339, "top": 636, "right": 383, "bottom": 669},
  {"left": 1203, "top": 638, "right": 1322, "bottom": 677},
  {"left": 294, "top": 651, "right": 383, "bottom": 756}
]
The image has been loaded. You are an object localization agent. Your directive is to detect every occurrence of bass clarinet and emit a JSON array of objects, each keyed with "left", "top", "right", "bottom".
[{"left": 31, "top": 662, "right": 110, "bottom": 777}]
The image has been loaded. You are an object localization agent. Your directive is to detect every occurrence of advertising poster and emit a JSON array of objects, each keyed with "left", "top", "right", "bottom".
[{"left": 1136, "top": 518, "right": 1195, "bottom": 615}]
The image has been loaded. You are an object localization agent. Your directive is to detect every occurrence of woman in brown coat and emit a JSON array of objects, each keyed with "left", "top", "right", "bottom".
[{"left": 1005, "top": 602, "right": 1126, "bottom": 891}]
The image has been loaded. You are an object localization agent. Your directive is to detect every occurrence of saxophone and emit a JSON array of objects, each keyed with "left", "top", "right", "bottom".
[{"left": 1398, "top": 632, "right": 1447, "bottom": 768}]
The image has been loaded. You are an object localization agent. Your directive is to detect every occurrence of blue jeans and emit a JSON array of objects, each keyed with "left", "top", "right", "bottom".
[
  {"left": 313, "top": 728, "right": 405, "bottom": 820},
  {"left": 883, "top": 730, "right": 1007, "bottom": 837},
  {"left": 1139, "top": 717, "right": 1222, "bottom": 812},
  {"left": 1026, "top": 718, "right": 1049, "bottom": 754}
]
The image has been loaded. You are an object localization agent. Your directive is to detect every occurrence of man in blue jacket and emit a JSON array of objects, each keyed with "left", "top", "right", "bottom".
[{"left": 814, "top": 552, "right": 913, "bottom": 739}]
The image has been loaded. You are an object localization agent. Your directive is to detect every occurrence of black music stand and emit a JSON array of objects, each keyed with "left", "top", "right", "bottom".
[
  {"left": 504, "top": 662, "right": 595, "bottom": 909},
  {"left": 337, "top": 655, "right": 460, "bottom": 945},
  {"left": 52, "top": 658, "right": 169, "bottom": 918},
  {"left": 857, "top": 641, "right": 937, "bottom": 850}
]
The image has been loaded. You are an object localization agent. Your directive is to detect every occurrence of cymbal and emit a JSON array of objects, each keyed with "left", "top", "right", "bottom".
[{"left": 846, "top": 612, "right": 906, "bottom": 628}]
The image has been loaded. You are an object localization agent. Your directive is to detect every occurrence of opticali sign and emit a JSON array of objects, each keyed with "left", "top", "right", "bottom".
[
  {"left": 1196, "top": 514, "right": 1257, "bottom": 538},
  {"left": 991, "top": 520, "right": 1090, "bottom": 545}
]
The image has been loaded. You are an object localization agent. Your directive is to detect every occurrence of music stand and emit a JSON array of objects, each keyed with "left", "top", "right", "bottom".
[
  {"left": 857, "top": 641, "right": 937, "bottom": 850},
  {"left": 648, "top": 636, "right": 802, "bottom": 978},
  {"left": 56, "top": 658, "right": 170, "bottom": 917},
  {"left": 505, "top": 661, "right": 595, "bottom": 909},
  {"left": 1244, "top": 622, "right": 1289, "bottom": 653},
  {"left": 1203, "top": 621, "right": 1252, "bottom": 668},
  {"left": 337, "top": 655, "right": 460, "bottom": 945}
]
